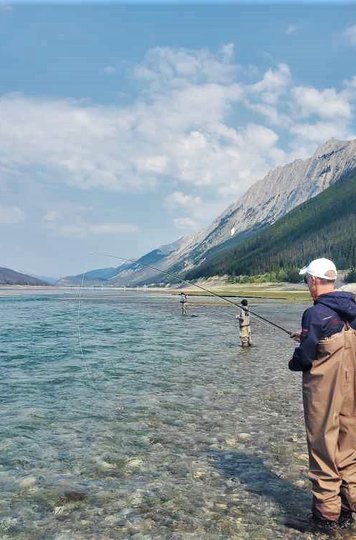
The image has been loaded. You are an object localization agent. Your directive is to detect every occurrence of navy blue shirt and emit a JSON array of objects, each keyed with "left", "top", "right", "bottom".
[{"left": 289, "top": 291, "right": 356, "bottom": 372}]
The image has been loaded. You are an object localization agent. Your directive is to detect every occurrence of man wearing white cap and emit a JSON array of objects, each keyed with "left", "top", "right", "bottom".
[{"left": 288, "top": 258, "right": 356, "bottom": 532}]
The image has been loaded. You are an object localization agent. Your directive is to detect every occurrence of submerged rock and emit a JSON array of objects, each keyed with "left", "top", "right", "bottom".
[
  {"left": 19, "top": 476, "right": 37, "bottom": 489},
  {"left": 59, "top": 490, "right": 87, "bottom": 504},
  {"left": 127, "top": 457, "right": 144, "bottom": 468},
  {"left": 237, "top": 433, "right": 252, "bottom": 441}
]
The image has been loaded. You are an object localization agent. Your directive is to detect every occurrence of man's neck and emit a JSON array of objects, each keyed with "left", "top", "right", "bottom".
[{"left": 315, "top": 286, "right": 335, "bottom": 299}]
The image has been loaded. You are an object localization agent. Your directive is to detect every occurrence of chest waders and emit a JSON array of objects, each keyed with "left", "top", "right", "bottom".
[
  {"left": 302, "top": 326, "right": 356, "bottom": 520},
  {"left": 239, "top": 311, "right": 252, "bottom": 347}
]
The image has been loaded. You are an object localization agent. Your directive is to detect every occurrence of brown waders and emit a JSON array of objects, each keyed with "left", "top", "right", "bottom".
[
  {"left": 239, "top": 311, "right": 252, "bottom": 347},
  {"left": 302, "top": 327, "right": 356, "bottom": 521},
  {"left": 240, "top": 324, "right": 252, "bottom": 347}
]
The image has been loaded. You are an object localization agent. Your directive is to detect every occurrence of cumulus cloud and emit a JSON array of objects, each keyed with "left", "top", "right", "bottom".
[
  {"left": 173, "top": 217, "right": 200, "bottom": 231},
  {"left": 164, "top": 190, "right": 234, "bottom": 232},
  {"left": 293, "top": 86, "right": 352, "bottom": 120},
  {"left": 244, "top": 63, "right": 294, "bottom": 131},
  {"left": 290, "top": 120, "right": 351, "bottom": 146},
  {"left": 286, "top": 24, "right": 297, "bottom": 35},
  {"left": 344, "top": 24, "right": 356, "bottom": 46},
  {"left": 0, "top": 2, "right": 12, "bottom": 12},
  {"left": 343, "top": 76, "right": 356, "bottom": 104},
  {"left": 0, "top": 205, "right": 25, "bottom": 224},
  {"left": 249, "top": 63, "right": 291, "bottom": 105},
  {"left": 103, "top": 66, "right": 116, "bottom": 75},
  {"left": 247, "top": 102, "right": 291, "bottom": 128},
  {"left": 89, "top": 223, "right": 138, "bottom": 234},
  {"left": 54, "top": 222, "right": 138, "bottom": 238},
  {"left": 42, "top": 205, "right": 137, "bottom": 237},
  {"left": 43, "top": 210, "right": 63, "bottom": 222},
  {"left": 134, "top": 44, "right": 237, "bottom": 88},
  {"left": 165, "top": 191, "right": 202, "bottom": 210},
  {"left": 0, "top": 43, "right": 355, "bottom": 238},
  {"left": 0, "top": 47, "right": 282, "bottom": 200}
]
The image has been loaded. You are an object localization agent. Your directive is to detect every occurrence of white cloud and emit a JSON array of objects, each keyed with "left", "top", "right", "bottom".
[
  {"left": 290, "top": 120, "right": 351, "bottom": 146},
  {"left": 165, "top": 191, "right": 202, "bottom": 210},
  {"left": 286, "top": 24, "right": 297, "bottom": 35},
  {"left": 165, "top": 190, "right": 237, "bottom": 233},
  {"left": 57, "top": 225, "right": 86, "bottom": 238},
  {"left": 134, "top": 44, "right": 237, "bottom": 88},
  {"left": 42, "top": 205, "right": 137, "bottom": 237},
  {"left": 43, "top": 210, "right": 62, "bottom": 222},
  {"left": 56, "top": 222, "right": 138, "bottom": 237},
  {"left": 247, "top": 102, "right": 291, "bottom": 128},
  {"left": 103, "top": 66, "right": 116, "bottom": 75},
  {"left": 344, "top": 24, "right": 356, "bottom": 46},
  {"left": 293, "top": 86, "right": 352, "bottom": 120},
  {"left": 174, "top": 217, "right": 200, "bottom": 231},
  {"left": 0, "top": 205, "right": 25, "bottom": 224},
  {"left": 249, "top": 63, "right": 291, "bottom": 105},
  {"left": 0, "top": 2, "right": 12, "bottom": 12},
  {"left": 89, "top": 223, "right": 138, "bottom": 234},
  {"left": 0, "top": 44, "right": 355, "bottom": 226},
  {"left": 0, "top": 54, "right": 276, "bottom": 200},
  {"left": 343, "top": 75, "right": 356, "bottom": 104}
]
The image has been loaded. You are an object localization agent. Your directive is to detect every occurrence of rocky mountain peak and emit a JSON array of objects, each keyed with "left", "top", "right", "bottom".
[
  {"left": 64, "top": 137, "right": 356, "bottom": 286},
  {"left": 313, "top": 137, "right": 349, "bottom": 158}
]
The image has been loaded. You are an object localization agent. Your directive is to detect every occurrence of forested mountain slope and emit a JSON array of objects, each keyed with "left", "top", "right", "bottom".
[
  {"left": 0, "top": 267, "right": 49, "bottom": 286},
  {"left": 186, "top": 168, "right": 356, "bottom": 280}
]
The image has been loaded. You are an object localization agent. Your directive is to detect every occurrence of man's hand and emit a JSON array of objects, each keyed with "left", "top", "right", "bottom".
[{"left": 290, "top": 331, "right": 301, "bottom": 343}]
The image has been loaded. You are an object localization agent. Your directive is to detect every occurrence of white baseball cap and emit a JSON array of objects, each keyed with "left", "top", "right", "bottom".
[{"left": 299, "top": 258, "right": 337, "bottom": 280}]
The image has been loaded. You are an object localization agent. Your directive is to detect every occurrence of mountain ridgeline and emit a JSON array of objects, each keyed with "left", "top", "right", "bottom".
[
  {"left": 61, "top": 137, "right": 356, "bottom": 286},
  {"left": 0, "top": 267, "right": 48, "bottom": 286},
  {"left": 186, "top": 167, "right": 356, "bottom": 281}
]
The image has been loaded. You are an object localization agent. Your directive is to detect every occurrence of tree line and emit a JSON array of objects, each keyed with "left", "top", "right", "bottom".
[{"left": 186, "top": 169, "right": 356, "bottom": 283}]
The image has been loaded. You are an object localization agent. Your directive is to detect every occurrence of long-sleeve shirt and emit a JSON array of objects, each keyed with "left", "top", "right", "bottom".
[
  {"left": 289, "top": 291, "right": 356, "bottom": 372},
  {"left": 236, "top": 308, "right": 250, "bottom": 328}
]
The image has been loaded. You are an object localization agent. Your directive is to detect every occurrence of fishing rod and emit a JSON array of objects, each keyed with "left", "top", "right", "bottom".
[{"left": 91, "top": 252, "right": 292, "bottom": 336}]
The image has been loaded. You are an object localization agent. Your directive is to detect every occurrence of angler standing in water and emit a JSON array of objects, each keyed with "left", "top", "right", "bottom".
[
  {"left": 236, "top": 299, "right": 252, "bottom": 347},
  {"left": 179, "top": 292, "right": 188, "bottom": 316},
  {"left": 288, "top": 258, "right": 356, "bottom": 533}
]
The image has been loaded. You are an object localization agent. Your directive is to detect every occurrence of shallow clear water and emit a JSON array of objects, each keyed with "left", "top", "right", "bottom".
[{"left": 0, "top": 289, "right": 353, "bottom": 539}]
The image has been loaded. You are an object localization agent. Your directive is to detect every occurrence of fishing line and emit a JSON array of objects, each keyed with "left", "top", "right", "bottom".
[
  {"left": 77, "top": 272, "right": 130, "bottom": 400},
  {"left": 77, "top": 270, "right": 102, "bottom": 390},
  {"left": 90, "top": 252, "right": 292, "bottom": 336}
]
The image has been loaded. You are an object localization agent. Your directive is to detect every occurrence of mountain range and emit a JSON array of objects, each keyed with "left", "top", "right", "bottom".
[
  {"left": 0, "top": 267, "right": 48, "bottom": 286},
  {"left": 187, "top": 166, "right": 356, "bottom": 281},
  {"left": 3, "top": 138, "right": 355, "bottom": 286},
  {"left": 59, "top": 137, "right": 356, "bottom": 286}
]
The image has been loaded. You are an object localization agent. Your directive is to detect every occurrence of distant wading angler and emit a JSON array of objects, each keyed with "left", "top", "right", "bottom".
[
  {"left": 236, "top": 299, "right": 252, "bottom": 347},
  {"left": 179, "top": 292, "right": 188, "bottom": 316},
  {"left": 288, "top": 258, "right": 356, "bottom": 533}
]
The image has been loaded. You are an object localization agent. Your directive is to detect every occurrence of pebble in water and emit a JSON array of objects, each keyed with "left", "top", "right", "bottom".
[{"left": 19, "top": 477, "right": 37, "bottom": 489}]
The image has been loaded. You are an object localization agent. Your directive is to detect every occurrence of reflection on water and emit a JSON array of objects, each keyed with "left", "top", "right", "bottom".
[{"left": 0, "top": 290, "right": 353, "bottom": 538}]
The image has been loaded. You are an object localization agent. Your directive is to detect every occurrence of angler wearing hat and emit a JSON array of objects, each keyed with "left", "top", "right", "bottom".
[
  {"left": 236, "top": 298, "right": 252, "bottom": 347},
  {"left": 179, "top": 292, "right": 188, "bottom": 316},
  {"left": 289, "top": 258, "right": 356, "bottom": 532}
]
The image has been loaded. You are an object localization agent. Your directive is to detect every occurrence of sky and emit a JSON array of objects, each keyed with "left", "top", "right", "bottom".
[{"left": 1, "top": 2, "right": 356, "bottom": 278}]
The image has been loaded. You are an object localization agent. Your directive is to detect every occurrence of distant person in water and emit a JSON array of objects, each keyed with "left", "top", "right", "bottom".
[
  {"left": 236, "top": 299, "right": 252, "bottom": 347},
  {"left": 179, "top": 292, "right": 188, "bottom": 316}
]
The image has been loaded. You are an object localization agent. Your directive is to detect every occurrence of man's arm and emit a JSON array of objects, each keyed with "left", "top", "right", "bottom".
[
  {"left": 236, "top": 309, "right": 244, "bottom": 322},
  {"left": 288, "top": 309, "right": 322, "bottom": 372}
]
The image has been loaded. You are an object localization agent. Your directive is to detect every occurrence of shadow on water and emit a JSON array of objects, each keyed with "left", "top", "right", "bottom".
[{"left": 208, "top": 450, "right": 310, "bottom": 518}]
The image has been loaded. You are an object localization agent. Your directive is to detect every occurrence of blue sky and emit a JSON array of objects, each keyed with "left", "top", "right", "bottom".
[{"left": 0, "top": 2, "right": 356, "bottom": 277}]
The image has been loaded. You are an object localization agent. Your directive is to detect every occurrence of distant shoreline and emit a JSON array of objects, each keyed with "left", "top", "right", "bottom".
[
  {"left": 1, "top": 281, "right": 355, "bottom": 302},
  {"left": 0, "top": 282, "right": 310, "bottom": 301}
]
